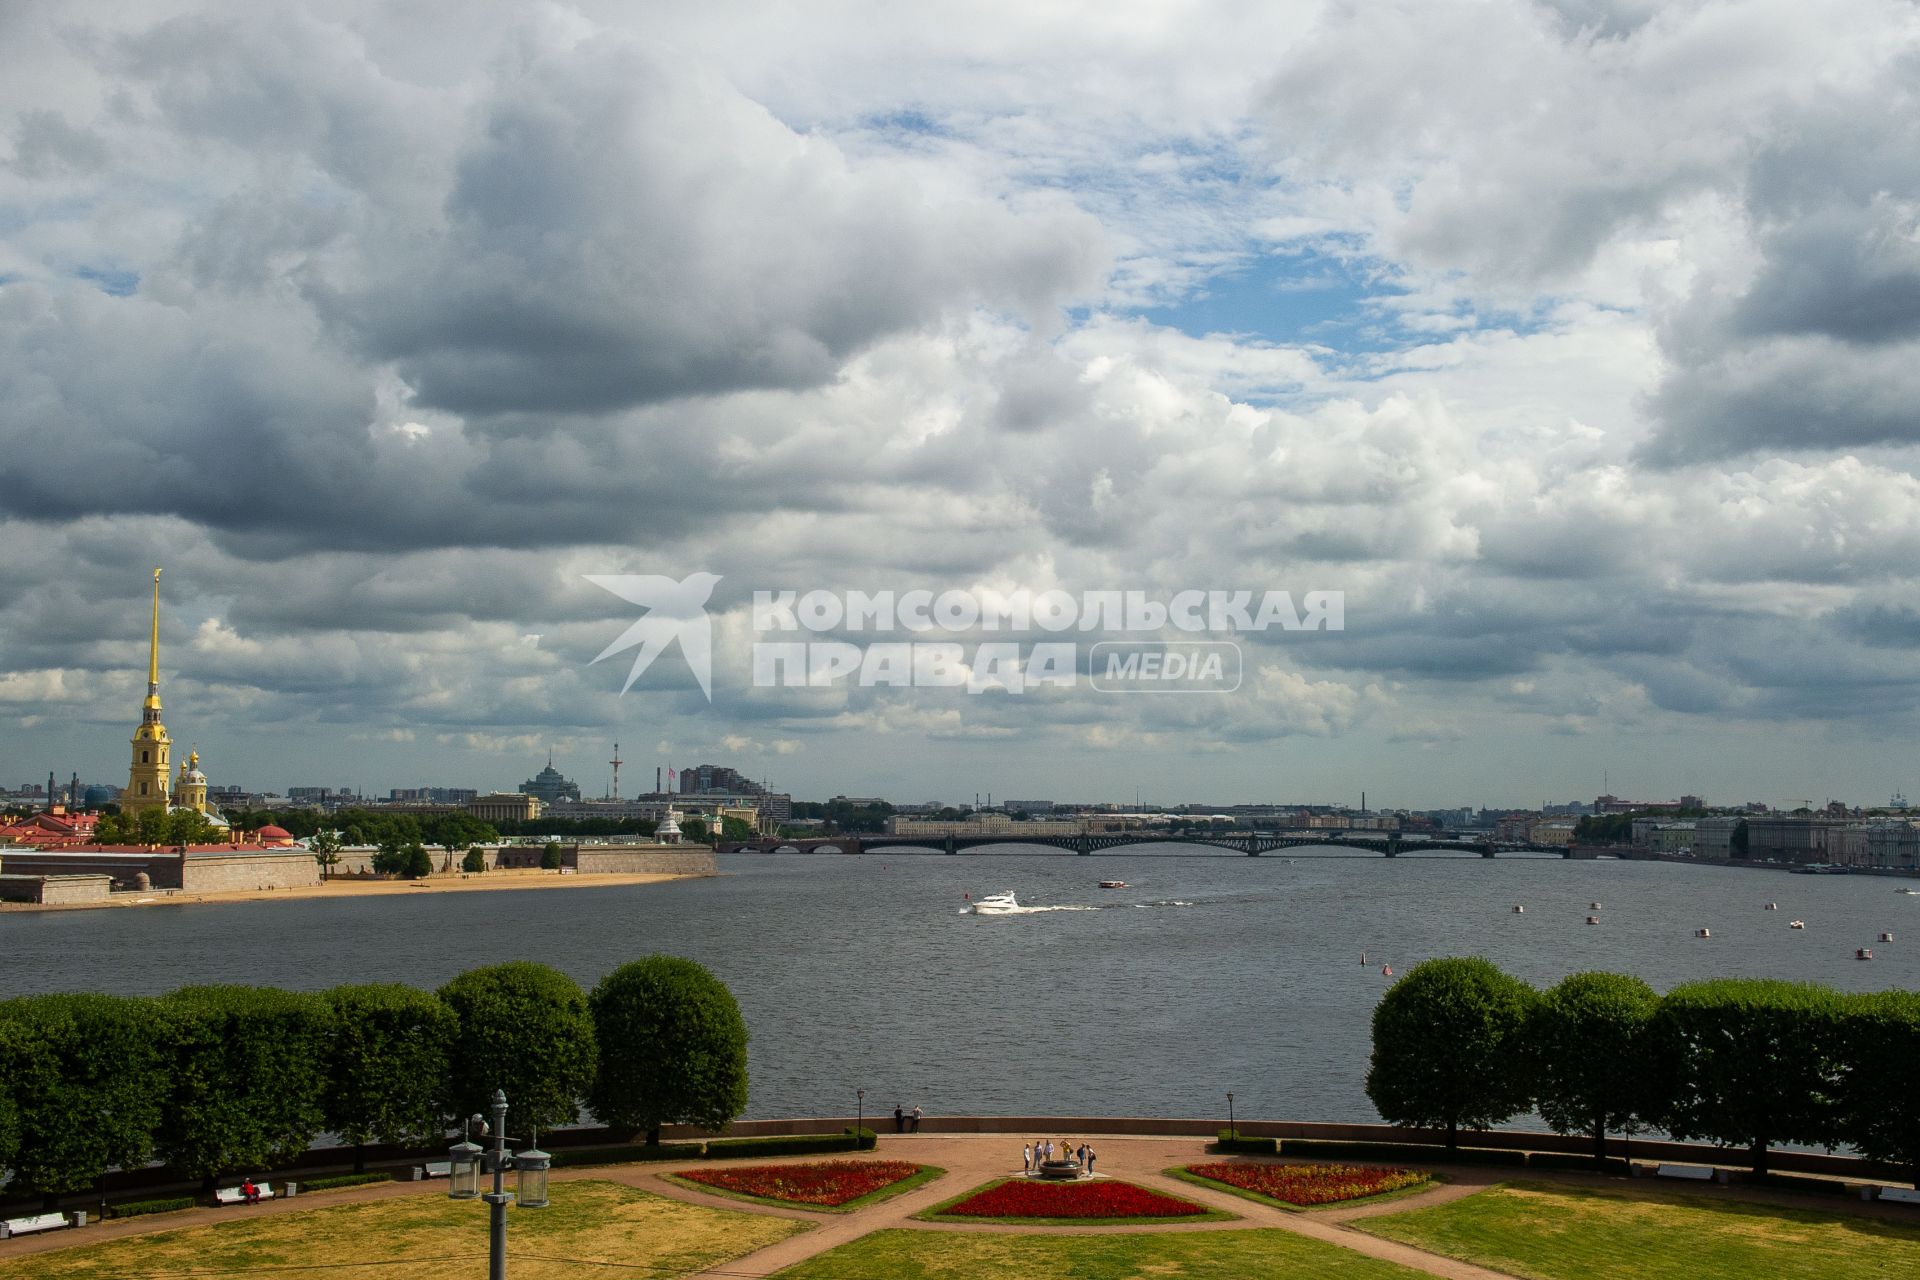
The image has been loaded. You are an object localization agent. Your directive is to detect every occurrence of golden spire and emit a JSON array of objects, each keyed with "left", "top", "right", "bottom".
[{"left": 145, "top": 567, "right": 163, "bottom": 716}]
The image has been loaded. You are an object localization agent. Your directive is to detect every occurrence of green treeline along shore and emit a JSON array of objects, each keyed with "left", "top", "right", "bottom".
[
  {"left": 1366, "top": 958, "right": 1920, "bottom": 1186},
  {"left": 0, "top": 956, "right": 769, "bottom": 1203}
]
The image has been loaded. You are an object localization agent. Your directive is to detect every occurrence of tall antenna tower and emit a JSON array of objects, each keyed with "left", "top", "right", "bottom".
[{"left": 609, "top": 742, "right": 623, "bottom": 801}]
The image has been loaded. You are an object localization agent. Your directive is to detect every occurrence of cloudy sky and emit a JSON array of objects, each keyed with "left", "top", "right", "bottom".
[{"left": 4, "top": 0, "right": 1920, "bottom": 809}]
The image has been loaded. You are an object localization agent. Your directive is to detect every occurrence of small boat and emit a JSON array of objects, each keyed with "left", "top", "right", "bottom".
[
  {"left": 1098, "top": 880, "right": 1128, "bottom": 889},
  {"left": 1512, "top": 905, "right": 1525, "bottom": 913},
  {"left": 1764, "top": 902, "right": 1779, "bottom": 910},
  {"left": 969, "top": 891, "right": 1023, "bottom": 915},
  {"left": 1899, "top": 888, "right": 1920, "bottom": 895},
  {"left": 1590, "top": 902, "right": 1603, "bottom": 910},
  {"left": 1586, "top": 916, "right": 1601, "bottom": 925},
  {"left": 1857, "top": 948, "right": 1874, "bottom": 961},
  {"left": 1696, "top": 927, "right": 1712, "bottom": 938},
  {"left": 1381, "top": 964, "right": 1394, "bottom": 976},
  {"left": 1790, "top": 920, "right": 1806, "bottom": 929},
  {"left": 1880, "top": 931, "right": 1895, "bottom": 942}
]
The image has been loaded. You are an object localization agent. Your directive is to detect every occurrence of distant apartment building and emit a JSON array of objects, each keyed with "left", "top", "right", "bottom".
[
  {"left": 1830, "top": 821, "right": 1920, "bottom": 869},
  {"left": 1596, "top": 794, "right": 1704, "bottom": 815},
  {"left": 1745, "top": 815, "right": 1843, "bottom": 864},
  {"left": 388, "top": 787, "right": 479, "bottom": 804},
  {"left": 1002, "top": 800, "right": 1055, "bottom": 813},
  {"left": 1693, "top": 815, "right": 1742, "bottom": 859},
  {"left": 1528, "top": 819, "right": 1577, "bottom": 846}
]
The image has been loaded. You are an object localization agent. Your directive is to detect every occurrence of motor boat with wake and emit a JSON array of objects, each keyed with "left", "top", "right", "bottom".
[{"left": 968, "top": 891, "right": 1023, "bottom": 915}]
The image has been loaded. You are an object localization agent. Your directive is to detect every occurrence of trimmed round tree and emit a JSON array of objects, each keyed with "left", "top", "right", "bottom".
[
  {"left": 324, "top": 984, "right": 459, "bottom": 1170},
  {"left": 439, "top": 963, "right": 597, "bottom": 1135},
  {"left": 1366, "top": 956, "right": 1537, "bottom": 1150},
  {"left": 1527, "top": 971, "right": 1659, "bottom": 1161},
  {"left": 589, "top": 956, "right": 749, "bottom": 1145},
  {"left": 0, "top": 994, "right": 167, "bottom": 1198},
  {"left": 1831, "top": 989, "right": 1920, "bottom": 1188},
  {"left": 157, "top": 986, "right": 333, "bottom": 1184},
  {"left": 1645, "top": 978, "right": 1843, "bottom": 1175}
]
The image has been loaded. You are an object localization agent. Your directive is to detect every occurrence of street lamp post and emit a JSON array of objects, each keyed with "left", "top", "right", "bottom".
[
  {"left": 1227, "top": 1091, "right": 1235, "bottom": 1141},
  {"left": 446, "top": 1090, "right": 552, "bottom": 1280},
  {"left": 857, "top": 1088, "right": 864, "bottom": 1142}
]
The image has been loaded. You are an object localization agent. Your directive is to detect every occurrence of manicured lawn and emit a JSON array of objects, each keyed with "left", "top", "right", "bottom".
[
  {"left": 7, "top": 1179, "right": 805, "bottom": 1280},
  {"left": 1361, "top": 1180, "right": 1920, "bottom": 1280},
  {"left": 774, "top": 1226, "right": 1436, "bottom": 1278},
  {"left": 915, "top": 1177, "right": 1231, "bottom": 1225},
  {"left": 665, "top": 1160, "right": 945, "bottom": 1212},
  {"left": 1172, "top": 1161, "right": 1431, "bottom": 1211}
]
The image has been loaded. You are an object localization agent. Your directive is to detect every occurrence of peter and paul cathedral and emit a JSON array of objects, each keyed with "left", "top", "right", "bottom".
[
  {"left": 121, "top": 568, "right": 226, "bottom": 830},
  {"left": 123, "top": 568, "right": 172, "bottom": 814}
]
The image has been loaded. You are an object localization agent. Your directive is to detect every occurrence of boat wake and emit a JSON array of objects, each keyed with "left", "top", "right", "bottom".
[{"left": 962, "top": 892, "right": 1197, "bottom": 916}]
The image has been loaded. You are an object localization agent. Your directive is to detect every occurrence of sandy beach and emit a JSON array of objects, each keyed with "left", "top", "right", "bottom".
[{"left": 0, "top": 868, "right": 706, "bottom": 913}]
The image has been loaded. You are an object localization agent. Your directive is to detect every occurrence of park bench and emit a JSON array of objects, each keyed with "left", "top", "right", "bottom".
[
  {"left": 1656, "top": 1164, "right": 1717, "bottom": 1181},
  {"left": 0, "top": 1212, "right": 70, "bottom": 1238},
  {"left": 418, "top": 1162, "right": 452, "bottom": 1179},
  {"left": 214, "top": 1183, "right": 276, "bottom": 1206},
  {"left": 1878, "top": 1186, "right": 1920, "bottom": 1205}
]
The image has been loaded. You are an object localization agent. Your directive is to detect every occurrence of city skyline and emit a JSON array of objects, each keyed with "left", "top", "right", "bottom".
[{"left": 6, "top": 2, "right": 1920, "bottom": 808}]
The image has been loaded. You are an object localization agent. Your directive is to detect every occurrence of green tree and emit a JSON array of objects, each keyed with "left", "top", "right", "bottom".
[
  {"left": 1527, "top": 972, "right": 1659, "bottom": 1161},
  {"left": 324, "top": 985, "right": 457, "bottom": 1171},
  {"left": 438, "top": 963, "right": 596, "bottom": 1135},
  {"left": 0, "top": 1018, "right": 21, "bottom": 1180},
  {"left": 540, "top": 841, "right": 564, "bottom": 870},
  {"left": 1366, "top": 956, "right": 1537, "bottom": 1150},
  {"left": 587, "top": 956, "right": 749, "bottom": 1145},
  {"left": 372, "top": 837, "right": 431, "bottom": 878},
  {"left": 1645, "top": 978, "right": 1843, "bottom": 1175},
  {"left": 462, "top": 846, "right": 487, "bottom": 873},
  {"left": 683, "top": 817, "right": 710, "bottom": 844},
  {"left": 157, "top": 987, "right": 333, "bottom": 1184},
  {"left": 165, "top": 808, "right": 216, "bottom": 846},
  {"left": 135, "top": 806, "right": 171, "bottom": 845},
  {"left": 720, "top": 815, "right": 755, "bottom": 841},
  {"left": 311, "top": 829, "right": 343, "bottom": 879},
  {"left": 1832, "top": 989, "right": 1920, "bottom": 1187},
  {"left": 0, "top": 995, "right": 169, "bottom": 1198}
]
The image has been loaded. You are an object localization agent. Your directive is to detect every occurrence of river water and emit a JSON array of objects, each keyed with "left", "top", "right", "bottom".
[{"left": 4, "top": 848, "right": 1914, "bottom": 1124}]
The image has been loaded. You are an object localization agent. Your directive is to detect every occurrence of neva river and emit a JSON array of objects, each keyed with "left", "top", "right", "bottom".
[{"left": 5, "top": 849, "right": 1916, "bottom": 1123}]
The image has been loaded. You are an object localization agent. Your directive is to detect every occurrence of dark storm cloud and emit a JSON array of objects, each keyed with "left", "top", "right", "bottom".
[{"left": 321, "top": 39, "right": 1103, "bottom": 417}]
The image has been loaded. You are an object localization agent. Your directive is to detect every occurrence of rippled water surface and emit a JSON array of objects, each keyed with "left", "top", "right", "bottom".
[{"left": 5, "top": 848, "right": 1915, "bottom": 1122}]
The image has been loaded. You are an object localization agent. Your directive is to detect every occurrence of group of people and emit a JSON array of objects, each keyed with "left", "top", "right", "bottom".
[
  {"left": 891, "top": 1104, "right": 924, "bottom": 1133},
  {"left": 1022, "top": 1139, "right": 1096, "bottom": 1176}
]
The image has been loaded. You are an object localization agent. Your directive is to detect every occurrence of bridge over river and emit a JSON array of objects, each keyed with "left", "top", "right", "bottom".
[{"left": 718, "top": 831, "right": 1566, "bottom": 858}]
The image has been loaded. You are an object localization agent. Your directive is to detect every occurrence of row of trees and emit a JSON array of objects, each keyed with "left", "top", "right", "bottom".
[
  {"left": 1366, "top": 958, "right": 1920, "bottom": 1183},
  {"left": 91, "top": 808, "right": 224, "bottom": 847},
  {"left": 0, "top": 957, "right": 749, "bottom": 1200}
]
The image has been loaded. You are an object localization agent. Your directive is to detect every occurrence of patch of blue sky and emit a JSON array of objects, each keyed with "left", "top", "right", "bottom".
[
  {"left": 75, "top": 265, "right": 139, "bottom": 296},
  {"left": 1139, "top": 249, "right": 1384, "bottom": 350}
]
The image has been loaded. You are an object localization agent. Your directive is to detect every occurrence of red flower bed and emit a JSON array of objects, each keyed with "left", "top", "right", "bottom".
[
  {"left": 679, "top": 1160, "right": 921, "bottom": 1207},
  {"left": 1184, "top": 1161, "right": 1428, "bottom": 1206},
  {"left": 941, "top": 1178, "right": 1206, "bottom": 1220}
]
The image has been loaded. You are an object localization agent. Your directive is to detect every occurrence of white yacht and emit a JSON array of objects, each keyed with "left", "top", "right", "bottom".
[{"left": 969, "top": 891, "right": 1023, "bottom": 915}]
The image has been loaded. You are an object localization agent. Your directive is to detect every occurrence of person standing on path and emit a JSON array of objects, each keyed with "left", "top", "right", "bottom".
[
  {"left": 1085, "top": 1145, "right": 1096, "bottom": 1175},
  {"left": 893, "top": 1105, "right": 904, "bottom": 1134},
  {"left": 1022, "top": 1143, "right": 1032, "bottom": 1175},
  {"left": 910, "top": 1104, "right": 923, "bottom": 1133}
]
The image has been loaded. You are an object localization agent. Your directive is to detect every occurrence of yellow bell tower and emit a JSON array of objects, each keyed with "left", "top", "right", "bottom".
[{"left": 123, "top": 568, "right": 172, "bottom": 814}]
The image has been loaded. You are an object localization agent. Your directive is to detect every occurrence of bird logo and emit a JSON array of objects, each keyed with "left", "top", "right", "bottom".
[{"left": 585, "top": 572, "right": 723, "bottom": 700}]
